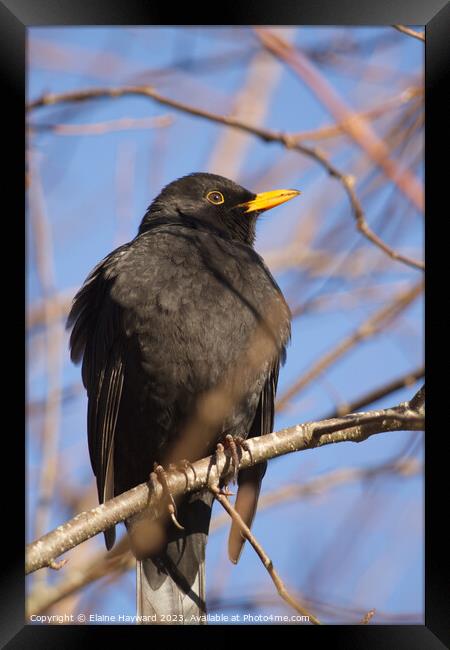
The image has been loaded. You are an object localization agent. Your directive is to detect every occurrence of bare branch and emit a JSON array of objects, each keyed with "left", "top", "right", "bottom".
[
  {"left": 28, "top": 455, "right": 421, "bottom": 615},
  {"left": 48, "top": 558, "right": 69, "bottom": 571},
  {"left": 324, "top": 366, "right": 424, "bottom": 418},
  {"left": 361, "top": 608, "right": 376, "bottom": 624},
  {"left": 27, "top": 85, "right": 424, "bottom": 271},
  {"left": 28, "top": 115, "right": 173, "bottom": 136},
  {"left": 393, "top": 25, "right": 425, "bottom": 42},
  {"left": 210, "top": 594, "right": 419, "bottom": 624},
  {"left": 26, "top": 387, "right": 424, "bottom": 575},
  {"left": 210, "top": 484, "right": 320, "bottom": 624},
  {"left": 409, "top": 384, "right": 425, "bottom": 415}
]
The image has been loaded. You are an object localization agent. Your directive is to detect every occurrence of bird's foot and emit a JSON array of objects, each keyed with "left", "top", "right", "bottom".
[
  {"left": 169, "top": 458, "right": 197, "bottom": 482},
  {"left": 149, "top": 463, "right": 184, "bottom": 530},
  {"left": 222, "top": 434, "right": 250, "bottom": 483},
  {"left": 216, "top": 486, "right": 234, "bottom": 497},
  {"left": 208, "top": 443, "right": 235, "bottom": 497}
]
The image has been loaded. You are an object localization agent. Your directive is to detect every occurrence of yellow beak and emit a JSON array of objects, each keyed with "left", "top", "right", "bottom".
[{"left": 239, "top": 188, "right": 301, "bottom": 214}]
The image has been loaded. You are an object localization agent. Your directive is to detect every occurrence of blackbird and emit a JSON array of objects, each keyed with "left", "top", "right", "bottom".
[{"left": 67, "top": 172, "right": 298, "bottom": 624}]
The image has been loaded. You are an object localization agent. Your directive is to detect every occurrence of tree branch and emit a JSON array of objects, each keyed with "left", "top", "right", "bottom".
[
  {"left": 392, "top": 25, "right": 425, "bottom": 42},
  {"left": 210, "top": 484, "right": 321, "bottom": 624},
  {"left": 27, "top": 85, "right": 424, "bottom": 272},
  {"left": 28, "top": 455, "right": 421, "bottom": 615},
  {"left": 324, "top": 366, "right": 424, "bottom": 418},
  {"left": 26, "top": 387, "right": 424, "bottom": 575}
]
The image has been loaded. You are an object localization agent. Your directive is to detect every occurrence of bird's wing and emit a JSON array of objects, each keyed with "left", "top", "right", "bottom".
[
  {"left": 67, "top": 251, "right": 127, "bottom": 550},
  {"left": 228, "top": 360, "right": 280, "bottom": 564}
]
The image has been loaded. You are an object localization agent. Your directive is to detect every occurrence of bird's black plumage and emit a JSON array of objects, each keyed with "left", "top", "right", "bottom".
[{"left": 67, "top": 172, "right": 295, "bottom": 623}]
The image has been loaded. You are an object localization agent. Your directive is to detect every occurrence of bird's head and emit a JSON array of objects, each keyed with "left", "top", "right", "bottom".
[{"left": 139, "top": 172, "right": 300, "bottom": 245}]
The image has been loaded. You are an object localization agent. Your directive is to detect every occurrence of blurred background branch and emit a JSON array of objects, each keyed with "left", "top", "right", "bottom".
[{"left": 27, "top": 83, "right": 424, "bottom": 271}]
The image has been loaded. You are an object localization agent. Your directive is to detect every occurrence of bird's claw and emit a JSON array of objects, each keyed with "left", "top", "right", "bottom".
[
  {"left": 217, "top": 486, "right": 234, "bottom": 497},
  {"left": 150, "top": 463, "right": 185, "bottom": 530},
  {"left": 222, "top": 434, "right": 250, "bottom": 483},
  {"left": 169, "top": 458, "right": 197, "bottom": 482}
]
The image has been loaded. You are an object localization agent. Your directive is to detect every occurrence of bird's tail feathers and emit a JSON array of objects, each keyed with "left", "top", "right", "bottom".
[{"left": 136, "top": 490, "right": 213, "bottom": 625}]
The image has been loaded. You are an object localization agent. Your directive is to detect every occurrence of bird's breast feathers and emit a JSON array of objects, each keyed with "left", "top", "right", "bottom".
[{"left": 106, "top": 226, "right": 290, "bottom": 384}]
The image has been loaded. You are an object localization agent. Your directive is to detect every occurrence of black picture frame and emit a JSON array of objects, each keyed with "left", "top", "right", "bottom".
[{"left": 5, "top": 0, "right": 447, "bottom": 647}]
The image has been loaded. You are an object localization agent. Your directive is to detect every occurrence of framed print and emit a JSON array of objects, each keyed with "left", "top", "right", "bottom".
[{"left": 3, "top": 0, "right": 446, "bottom": 647}]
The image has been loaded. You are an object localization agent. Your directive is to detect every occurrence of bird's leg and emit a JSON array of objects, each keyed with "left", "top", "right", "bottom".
[{"left": 150, "top": 463, "right": 185, "bottom": 530}]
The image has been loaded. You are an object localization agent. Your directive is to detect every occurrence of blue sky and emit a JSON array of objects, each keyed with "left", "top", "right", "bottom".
[{"left": 27, "top": 26, "right": 424, "bottom": 624}]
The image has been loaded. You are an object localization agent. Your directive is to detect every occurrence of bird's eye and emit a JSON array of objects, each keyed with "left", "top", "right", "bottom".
[{"left": 206, "top": 190, "right": 225, "bottom": 205}]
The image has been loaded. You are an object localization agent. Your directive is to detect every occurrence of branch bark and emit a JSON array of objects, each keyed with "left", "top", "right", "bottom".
[
  {"left": 28, "top": 455, "right": 421, "bottom": 616},
  {"left": 26, "top": 387, "right": 424, "bottom": 575}
]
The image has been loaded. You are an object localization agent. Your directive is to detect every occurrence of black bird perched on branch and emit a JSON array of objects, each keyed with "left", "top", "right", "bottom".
[{"left": 67, "top": 172, "right": 298, "bottom": 624}]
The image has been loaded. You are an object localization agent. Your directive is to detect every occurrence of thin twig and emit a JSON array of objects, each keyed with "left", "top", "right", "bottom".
[
  {"left": 361, "top": 608, "right": 376, "bottom": 624},
  {"left": 393, "top": 25, "right": 425, "bottom": 42},
  {"left": 210, "top": 594, "right": 418, "bottom": 623},
  {"left": 210, "top": 484, "right": 320, "bottom": 624},
  {"left": 28, "top": 115, "right": 173, "bottom": 136},
  {"left": 291, "top": 87, "right": 422, "bottom": 142},
  {"left": 324, "top": 366, "right": 424, "bottom": 418},
  {"left": 48, "top": 558, "right": 69, "bottom": 571}
]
